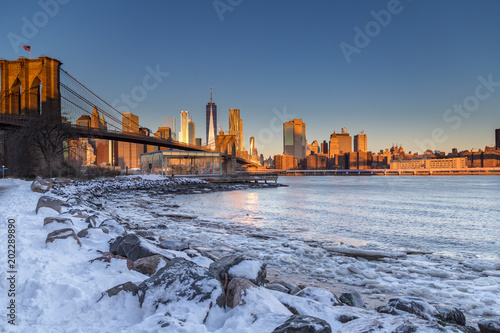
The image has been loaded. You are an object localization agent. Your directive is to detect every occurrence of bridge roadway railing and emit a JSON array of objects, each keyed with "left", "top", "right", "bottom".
[{"left": 0, "top": 114, "right": 261, "bottom": 166}]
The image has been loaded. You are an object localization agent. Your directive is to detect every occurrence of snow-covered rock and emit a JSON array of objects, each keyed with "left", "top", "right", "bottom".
[
  {"left": 45, "top": 228, "right": 82, "bottom": 247},
  {"left": 138, "top": 257, "right": 224, "bottom": 327},
  {"left": 295, "top": 287, "right": 341, "bottom": 307},
  {"left": 210, "top": 255, "right": 267, "bottom": 286},
  {"left": 339, "top": 290, "right": 366, "bottom": 308},
  {"left": 36, "top": 195, "right": 69, "bottom": 214},
  {"left": 272, "top": 314, "right": 332, "bottom": 333},
  {"left": 110, "top": 234, "right": 159, "bottom": 261}
]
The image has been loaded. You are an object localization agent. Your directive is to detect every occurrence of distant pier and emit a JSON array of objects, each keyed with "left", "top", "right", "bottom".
[
  {"left": 202, "top": 172, "right": 278, "bottom": 183},
  {"left": 277, "top": 168, "right": 500, "bottom": 176}
]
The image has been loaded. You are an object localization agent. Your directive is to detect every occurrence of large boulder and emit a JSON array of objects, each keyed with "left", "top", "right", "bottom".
[
  {"left": 133, "top": 255, "right": 168, "bottom": 276},
  {"left": 295, "top": 287, "right": 341, "bottom": 307},
  {"left": 226, "top": 277, "right": 257, "bottom": 308},
  {"left": 209, "top": 255, "right": 267, "bottom": 286},
  {"left": 36, "top": 196, "right": 69, "bottom": 214},
  {"left": 272, "top": 315, "right": 332, "bottom": 333},
  {"left": 46, "top": 228, "right": 82, "bottom": 247},
  {"left": 110, "top": 234, "right": 158, "bottom": 261},
  {"left": 31, "top": 176, "right": 53, "bottom": 193},
  {"left": 339, "top": 290, "right": 365, "bottom": 308},
  {"left": 478, "top": 320, "right": 500, "bottom": 333},
  {"left": 138, "top": 258, "right": 224, "bottom": 325}
]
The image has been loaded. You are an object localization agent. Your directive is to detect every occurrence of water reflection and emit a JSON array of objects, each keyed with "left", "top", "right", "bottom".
[{"left": 171, "top": 176, "right": 500, "bottom": 259}]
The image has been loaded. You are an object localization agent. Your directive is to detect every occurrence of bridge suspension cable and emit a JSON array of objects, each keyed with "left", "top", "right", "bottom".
[{"left": 60, "top": 68, "right": 144, "bottom": 133}]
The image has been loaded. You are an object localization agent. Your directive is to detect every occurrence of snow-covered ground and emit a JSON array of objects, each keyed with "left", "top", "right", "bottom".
[{"left": 0, "top": 176, "right": 498, "bottom": 332}]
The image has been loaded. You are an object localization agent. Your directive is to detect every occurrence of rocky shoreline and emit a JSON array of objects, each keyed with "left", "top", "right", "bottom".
[{"left": 24, "top": 175, "right": 500, "bottom": 332}]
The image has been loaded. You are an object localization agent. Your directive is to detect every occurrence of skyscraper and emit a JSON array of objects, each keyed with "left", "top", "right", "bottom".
[
  {"left": 321, "top": 140, "right": 329, "bottom": 155},
  {"left": 206, "top": 87, "right": 217, "bottom": 150},
  {"left": 354, "top": 133, "right": 367, "bottom": 152},
  {"left": 179, "top": 110, "right": 189, "bottom": 144},
  {"left": 188, "top": 119, "right": 195, "bottom": 145},
  {"left": 496, "top": 129, "right": 500, "bottom": 149},
  {"left": 118, "top": 113, "right": 141, "bottom": 169},
  {"left": 329, "top": 128, "right": 352, "bottom": 157},
  {"left": 163, "top": 117, "right": 176, "bottom": 140},
  {"left": 283, "top": 119, "right": 306, "bottom": 159},
  {"left": 229, "top": 109, "right": 243, "bottom": 151},
  {"left": 250, "top": 136, "right": 255, "bottom": 155}
]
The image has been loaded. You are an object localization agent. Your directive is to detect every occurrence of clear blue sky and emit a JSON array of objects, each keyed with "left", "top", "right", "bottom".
[{"left": 2, "top": 0, "right": 500, "bottom": 157}]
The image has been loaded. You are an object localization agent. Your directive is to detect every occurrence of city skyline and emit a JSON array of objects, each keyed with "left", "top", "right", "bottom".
[{"left": 1, "top": 1, "right": 500, "bottom": 156}]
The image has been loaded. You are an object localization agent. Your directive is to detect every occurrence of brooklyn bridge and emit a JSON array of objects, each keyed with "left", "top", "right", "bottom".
[{"left": 0, "top": 56, "right": 261, "bottom": 175}]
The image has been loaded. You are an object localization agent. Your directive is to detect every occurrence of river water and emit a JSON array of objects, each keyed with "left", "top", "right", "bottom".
[{"left": 169, "top": 176, "right": 500, "bottom": 260}]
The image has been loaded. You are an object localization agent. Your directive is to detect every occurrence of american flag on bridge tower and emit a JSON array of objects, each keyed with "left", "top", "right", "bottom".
[{"left": 23, "top": 45, "right": 31, "bottom": 51}]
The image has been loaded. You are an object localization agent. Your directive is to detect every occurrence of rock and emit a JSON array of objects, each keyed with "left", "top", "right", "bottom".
[
  {"left": 77, "top": 227, "right": 109, "bottom": 238},
  {"left": 267, "top": 283, "right": 291, "bottom": 294},
  {"left": 337, "top": 314, "right": 358, "bottom": 324},
  {"left": 226, "top": 277, "right": 257, "bottom": 308},
  {"left": 43, "top": 217, "right": 73, "bottom": 227},
  {"left": 159, "top": 240, "right": 189, "bottom": 251},
  {"left": 86, "top": 215, "right": 99, "bottom": 228},
  {"left": 46, "top": 228, "right": 82, "bottom": 247},
  {"left": 339, "top": 291, "right": 365, "bottom": 308},
  {"left": 90, "top": 251, "right": 135, "bottom": 270},
  {"left": 295, "top": 287, "right": 341, "bottom": 307},
  {"left": 272, "top": 315, "right": 332, "bottom": 333},
  {"left": 434, "top": 305, "right": 466, "bottom": 326},
  {"left": 98, "top": 281, "right": 139, "bottom": 301},
  {"left": 392, "top": 322, "right": 418, "bottom": 333},
  {"left": 339, "top": 318, "right": 383, "bottom": 333},
  {"left": 110, "top": 234, "right": 158, "bottom": 261},
  {"left": 134, "top": 255, "right": 168, "bottom": 276},
  {"left": 77, "top": 229, "right": 89, "bottom": 238},
  {"left": 31, "top": 176, "right": 53, "bottom": 193},
  {"left": 377, "top": 297, "right": 432, "bottom": 319},
  {"left": 379, "top": 298, "right": 468, "bottom": 327},
  {"left": 378, "top": 297, "right": 429, "bottom": 318},
  {"left": 138, "top": 258, "right": 224, "bottom": 323},
  {"left": 324, "top": 246, "right": 406, "bottom": 260},
  {"left": 36, "top": 196, "right": 69, "bottom": 214},
  {"left": 478, "top": 320, "right": 500, "bottom": 333},
  {"left": 209, "top": 255, "right": 267, "bottom": 286}
]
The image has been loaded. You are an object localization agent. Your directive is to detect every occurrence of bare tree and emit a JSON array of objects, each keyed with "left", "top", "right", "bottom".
[{"left": 7, "top": 114, "right": 73, "bottom": 177}]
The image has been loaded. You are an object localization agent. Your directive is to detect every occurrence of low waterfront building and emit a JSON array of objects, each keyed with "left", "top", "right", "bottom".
[
  {"left": 390, "top": 157, "right": 467, "bottom": 169},
  {"left": 140, "top": 150, "right": 221, "bottom": 175}
]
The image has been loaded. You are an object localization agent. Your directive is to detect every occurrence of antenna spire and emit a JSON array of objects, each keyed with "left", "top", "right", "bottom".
[{"left": 210, "top": 85, "right": 213, "bottom": 103}]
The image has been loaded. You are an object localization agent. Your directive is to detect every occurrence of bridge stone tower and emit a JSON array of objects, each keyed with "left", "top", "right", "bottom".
[{"left": 0, "top": 56, "right": 62, "bottom": 117}]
